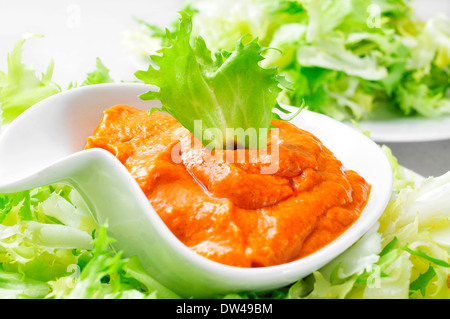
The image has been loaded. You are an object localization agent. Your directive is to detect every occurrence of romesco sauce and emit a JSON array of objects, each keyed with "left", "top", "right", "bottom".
[{"left": 85, "top": 105, "right": 371, "bottom": 267}]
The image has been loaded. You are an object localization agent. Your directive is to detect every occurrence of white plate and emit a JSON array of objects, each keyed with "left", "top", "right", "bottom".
[
  {"left": 339, "top": 0, "right": 450, "bottom": 144},
  {"left": 354, "top": 115, "right": 450, "bottom": 143}
]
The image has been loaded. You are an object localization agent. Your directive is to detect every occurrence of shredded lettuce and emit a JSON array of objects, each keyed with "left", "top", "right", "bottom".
[
  {"left": 0, "top": 185, "right": 95, "bottom": 295},
  {"left": 129, "top": 0, "right": 450, "bottom": 121},
  {"left": 0, "top": 270, "right": 51, "bottom": 299},
  {"left": 49, "top": 224, "right": 180, "bottom": 299},
  {"left": 0, "top": 185, "right": 180, "bottom": 299}
]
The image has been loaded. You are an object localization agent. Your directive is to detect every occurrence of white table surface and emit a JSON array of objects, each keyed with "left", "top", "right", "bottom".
[{"left": 1, "top": 0, "right": 449, "bottom": 178}]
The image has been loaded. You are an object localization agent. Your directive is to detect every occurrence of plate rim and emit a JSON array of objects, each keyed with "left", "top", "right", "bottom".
[{"left": 353, "top": 115, "right": 450, "bottom": 143}]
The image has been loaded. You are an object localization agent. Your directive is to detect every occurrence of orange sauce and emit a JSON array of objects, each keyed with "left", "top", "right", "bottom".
[{"left": 85, "top": 105, "right": 371, "bottom": 267}]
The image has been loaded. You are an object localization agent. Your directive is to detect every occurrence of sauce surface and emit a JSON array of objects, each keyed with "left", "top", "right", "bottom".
[{"left": 85, "top": 105, "right": 371, "bottom": 267}]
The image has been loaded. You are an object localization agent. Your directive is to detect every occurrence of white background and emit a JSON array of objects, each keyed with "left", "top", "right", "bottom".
[{"left": 0, "top": 0, "right": 184, "bottom": 87}]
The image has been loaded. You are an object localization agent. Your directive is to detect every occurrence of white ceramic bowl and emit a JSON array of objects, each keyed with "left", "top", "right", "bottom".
[{"left": 0, "top": 83, "right": 393, "bottom": 298}]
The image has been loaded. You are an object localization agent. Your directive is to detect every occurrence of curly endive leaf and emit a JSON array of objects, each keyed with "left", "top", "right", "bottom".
[{"left": 135, "top": 13, "right": 293, "bottom": 150}]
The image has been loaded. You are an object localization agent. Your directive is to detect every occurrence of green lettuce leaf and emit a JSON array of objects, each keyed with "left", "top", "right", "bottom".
[
  {"left": 47, "top": 223, "right": 180, "bottom": 299},
  {"left": 81, "top": 57, "right": 114, "bottom": 86},
  {"left": 0, "top": 269, "right": 51, "bottom": 299},
  {"left": 135, "top": 13, "right": 293, "bottom": 150},
  {"left": 0, "top": 35, "right": 116, "bottom": 128},
  {"left": 0, "top": 185, "right": 97, "bottom": 284},
  {"left": 0, "top": 34, "right": 61, "bottom": 125}
]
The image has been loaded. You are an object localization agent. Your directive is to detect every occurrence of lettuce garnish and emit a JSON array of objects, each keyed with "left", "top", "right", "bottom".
[{"left": 135, "top": 13, "right": 295, "bottom": 150}]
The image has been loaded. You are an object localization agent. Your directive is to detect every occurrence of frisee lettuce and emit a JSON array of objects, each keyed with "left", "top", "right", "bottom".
[
  {"left": 129, "top": 0, "right": 450, "bottom": 121},
  {"left": 0, "top": 34, "right": 61, "bottom": 126},
  {"left": 0, "top": 270, "right": 51, "bottom": 299},
  {"left": 0, "top": 35, "right": 115, "bottom": 129},
  {"left": 81, "top": 57, "right": 114, "bottom": 87},
  {"left": 0, "top": 184, "right": 180, "bottom": 299},
  {"left": 135, "top": 13, "right": 297, "bottom": 150}
]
